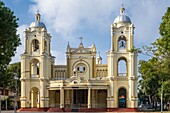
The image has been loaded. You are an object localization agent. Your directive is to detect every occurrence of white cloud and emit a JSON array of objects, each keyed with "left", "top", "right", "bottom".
[
  {"left": 29, "top": 0, "right": 121, "bottom": 39},
  {"left": 28, "top": 0, "right": 170, "bottom": 42},
  {"left": 11, "top": 24, "right": 28, "bottom": 64},
  {"left": 128, "top": 1, "right": 167, "bottom": 46},
  {"left": 23, "top": 0, "right": 170, "bottom": 64}
]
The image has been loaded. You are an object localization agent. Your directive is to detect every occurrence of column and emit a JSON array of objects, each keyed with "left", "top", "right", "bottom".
[
  {"left": 88, "top": 88, "right": 91, "bottom": 108},
  {"left": 46, "top": 89, "right": 49, "bottom": 108},
  {"left": 60, "top": 88, "right": 64, "bottom": 108},
  {"left": 39, "top": 55, "right": 44, "bottom": 78},
  {"left": 31, "top": 91, "right": 34, "bottom": 107},
  {"left": 107, "top": 88, "right": 111, "bottom": 108},
  {"left": 65, "top": 90, "right": 70, "bottom": 107},
  {"left": 91, "top": 89, "right": 96, "bottom": 108},
  {"left": 42, "top": 37, "right": 45, "bottom": 53},
  {"left": 25, "top": 37, "right": 27, "bottom": 53},
  {"left": 41, "top": 56, "right": 44, "bottom": 78}
]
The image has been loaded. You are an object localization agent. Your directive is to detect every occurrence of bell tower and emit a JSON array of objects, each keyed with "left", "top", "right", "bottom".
[
  {"left": 107, "top": 6, "right": 138, "bottom": 108},
  {"left": 20, "top": 13, "right": 54, "bottom": 108}
]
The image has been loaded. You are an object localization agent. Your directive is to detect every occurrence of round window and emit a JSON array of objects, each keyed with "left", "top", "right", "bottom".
[{"left": 76, "top": 64, "right": 86, "bottom": 74}]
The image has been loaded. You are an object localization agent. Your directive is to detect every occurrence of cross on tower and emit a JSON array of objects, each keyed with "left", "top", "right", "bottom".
[
  {"left": 121, "top": 3, "right": 124, "bottom": 8},
  {"left": 79, "top": 37, "right": 83, "bottom": 43},
  {"left": 37, "top": 10, "right": 39, "bottom": 14}
]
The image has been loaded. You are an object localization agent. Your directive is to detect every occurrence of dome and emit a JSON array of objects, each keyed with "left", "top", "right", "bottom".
[
  {"left": 114, "top": 15, "right": 131, "bottom": 24},
  {"left": 29, "top": 13, "right": 47, "bottom": 30},
  {"left": 113, "top": 6, "right": 131, "bottom": 24},
  {"left": 30, "top": 21, "right": 46, "bottom": 29}
]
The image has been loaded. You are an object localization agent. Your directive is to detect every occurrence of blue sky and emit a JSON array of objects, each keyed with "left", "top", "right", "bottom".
[{"left": 3, "top": 0, "right": 170, "bottom": 64}]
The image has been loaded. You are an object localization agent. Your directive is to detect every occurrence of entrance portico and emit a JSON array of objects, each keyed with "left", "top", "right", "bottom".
[{"left": 48, "top": 84, "right": 108, "bottom": 109}]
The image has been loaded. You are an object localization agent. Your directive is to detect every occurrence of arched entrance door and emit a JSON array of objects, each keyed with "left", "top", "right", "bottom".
[
  {"left": 118, "top": 88, "right": 126, "bottom": 108},
  {"left": 30, "top": 87, "right": 39, "bottom": 108}
]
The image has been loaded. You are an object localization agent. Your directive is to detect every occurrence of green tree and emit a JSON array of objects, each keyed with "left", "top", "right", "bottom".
[
  {"left": 6, "top": 62, "right": 21, "bottom": 93},
  {"left": 0, "top": 1, "right": 20, "bottom": 87},
  {"left": 0, "top": 62, "right": 21, "bottom": 93},
  {"left": 139, "top": 7, "right": 170, "bottom": 110}
]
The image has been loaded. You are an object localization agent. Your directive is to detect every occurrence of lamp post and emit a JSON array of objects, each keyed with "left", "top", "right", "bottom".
[
  {"left": 14, "top": 74, "right": 19, "bottom": 113},
  {"left": 0, "top": 90, "right": 2, "bottom": 113}
]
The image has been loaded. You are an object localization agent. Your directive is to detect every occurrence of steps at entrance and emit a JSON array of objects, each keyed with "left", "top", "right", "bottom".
[
  {"left": 107, "top": 108, "right": 139, "bottom": 112},
  {"left": 19, "top": 107, "right": 139, "bottom": 112},
  {"left": 18, "top": 108, "right": 48, "bottom": 112}
]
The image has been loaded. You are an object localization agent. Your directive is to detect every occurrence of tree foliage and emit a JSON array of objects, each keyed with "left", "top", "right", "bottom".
[
  {"left": 0, "top": 1, "right": 20, "bottom": 89},
  {"left": 139, "top": 7, "right": 170, "bottom": 107},
  {"left": 0, "top": 62, "right": 21, "bottom": 93},
  {"left": 0, "top": 1, "right": 20, "bottom": 80}
]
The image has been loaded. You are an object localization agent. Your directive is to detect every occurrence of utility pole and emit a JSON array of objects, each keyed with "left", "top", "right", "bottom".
[
  {"left": 14, "top": 74, "right": 18, "bottom": 113},
  {"left": 161, "top": 80, "right": 163, "bottom": 113}
]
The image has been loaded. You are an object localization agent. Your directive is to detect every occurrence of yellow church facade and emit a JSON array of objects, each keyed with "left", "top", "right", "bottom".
[{"left": 20, "top": 6, "right": 138, "bottom": 111}]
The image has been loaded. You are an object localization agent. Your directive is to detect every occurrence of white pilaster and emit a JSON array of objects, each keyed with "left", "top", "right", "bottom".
[
  {"left": 60, "top": 88, "right": 64, "bottom": 108},
  {"left": 88, "top": 88, "right": 91, "bottom": 108},
  {"left": 40, "top": 80, "right": 45, "bottom": 107}
]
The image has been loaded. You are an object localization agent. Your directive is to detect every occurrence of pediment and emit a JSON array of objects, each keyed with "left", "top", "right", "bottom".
[{"left": 71, "top": 48, "right": 91, "bottom": 54}]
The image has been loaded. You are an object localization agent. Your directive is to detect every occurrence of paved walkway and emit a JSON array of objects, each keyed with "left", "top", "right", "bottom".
[{"left": 1, "top": 111, "right": 170, "bottom": 113}]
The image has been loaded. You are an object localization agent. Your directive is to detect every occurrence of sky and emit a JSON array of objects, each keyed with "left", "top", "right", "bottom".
[{"left": 3, "top": 0, "right": 170, "bottom": 65}]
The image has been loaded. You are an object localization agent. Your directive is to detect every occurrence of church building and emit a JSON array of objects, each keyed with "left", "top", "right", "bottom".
[{"left": 20, "top": 6, "right": 138, "bottom": 111}]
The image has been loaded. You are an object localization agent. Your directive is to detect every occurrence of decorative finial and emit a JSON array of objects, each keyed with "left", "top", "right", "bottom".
[
  {"left": 98, "top": 52, "right": 102, "bottom": 58},
  {"left": 35, "top": 10, "right": 41, "bottom": 22},
  {"left": 67, "top": 41, "right": 70, "bottom": 47},
  {"left": 67, "top": 41, "right": 70, "bottom": 52},
  {"left": 97, "top": 51, "right": 102, "bottom": 64},
  {"left": 120, "top": 4, "right": 125, "bottom": 14},
  {"left": 92, "top": 42, "right": 95, "bottom": 47}
]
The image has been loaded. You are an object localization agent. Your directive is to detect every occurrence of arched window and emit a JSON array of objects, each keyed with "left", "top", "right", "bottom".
[
  {"left": 118, "top": 57, "right": 127, "bottom": 76},
  {"left": 31, "top": 59, "right": 40, "bottom": 78},
  {"left": 32, "top": 39, "right": 39, "bottom": 52},
  {"left": 118, "top": 36, "right": 126, "bottom": 52},
  {"left": 44, "top": 40, "right": 47, "bottom": 51}
]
